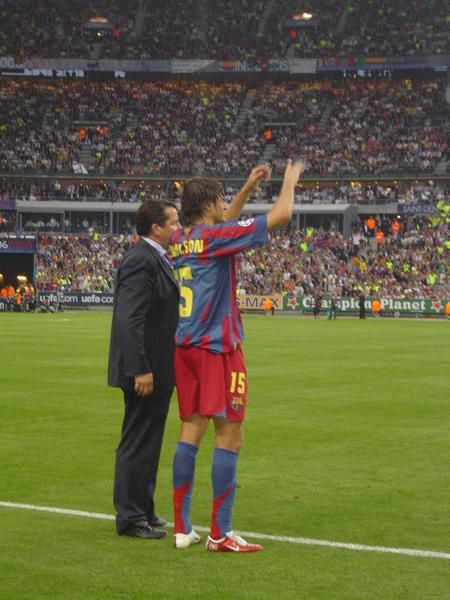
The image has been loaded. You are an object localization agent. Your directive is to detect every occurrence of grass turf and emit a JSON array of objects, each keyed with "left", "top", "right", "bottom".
[{"left": 0, "top": 312, "right": 449, "bottom": 599}]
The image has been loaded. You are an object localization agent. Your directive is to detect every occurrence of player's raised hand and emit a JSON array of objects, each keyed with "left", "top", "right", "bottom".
[
  {"left": 246, "top": 164, "right": 272, "bottom": 191},
  {"left": 283, "top": 158, "right": 306, "bottom": 186},
  {"left": 227, "top": 163, "right": 272, "bottom": 220}
]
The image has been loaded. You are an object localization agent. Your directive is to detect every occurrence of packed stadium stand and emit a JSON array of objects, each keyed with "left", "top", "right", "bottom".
[
  {"left": 341, "top": 0, "right": 449, "bottom": 57},
  {"left": 0, "top": 0, "right": 448, "bottom": 306},
  {"left": 0, "top": 79, "right": 447, "bottom": 176},
  {"left": 236, "top": 216, "right": 448, "bottom": 299},
  {"left": 0, "top": 0, "right": 139, "bottom": 60},
  {"left": 28, "top": 213, "right": 448, "bottom": 301},
  {"left": 1, "top": 1, "right": 448, "bottom": 60}
]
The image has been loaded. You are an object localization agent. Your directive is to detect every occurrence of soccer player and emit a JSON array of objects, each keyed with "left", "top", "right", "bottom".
[{"left": 170, "top": 159, "right": 305, "bottom": 552}]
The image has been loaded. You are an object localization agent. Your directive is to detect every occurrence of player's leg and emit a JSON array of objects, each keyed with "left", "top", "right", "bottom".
[
  {"left": 210, "top": 418, "right": 241, "bottom": 537},
  {"left": 172, "top": 347, "right": 205, "bottom": 548},
  {"left": 173, "top": 415, "right": 208, "bottom": 548},
  {"left": 206, "top": 348, "right": 262, "bottom": 553},
  {"left": 207, "top": 419, "right": 262, "bottom": 552}
]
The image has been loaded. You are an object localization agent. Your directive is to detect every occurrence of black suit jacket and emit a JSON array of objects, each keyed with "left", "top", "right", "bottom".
[{"left": 108, "top": 238, "right": 179, "bottom": 397}]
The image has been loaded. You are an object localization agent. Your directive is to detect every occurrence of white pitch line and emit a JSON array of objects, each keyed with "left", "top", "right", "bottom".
[
  {"left": 0, "top": 501, "right": 115, "bottom": 521},
  {"left": 1, "top": 501, "right": 449, "bottom": 561}
]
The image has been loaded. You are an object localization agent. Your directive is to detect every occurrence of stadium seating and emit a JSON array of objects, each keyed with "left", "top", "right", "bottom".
[
  {"left": 2, "top": 0, "right": 447, "bottom": 60},
  {"left": 237, "top": 215, "right": 448, "bottom": 299},
  {"left": 30, "top": 214, "right": 448, "bottom": 300},
  {"left": 0, "top": 79, "right": 447, "bottom": 176},
  {"left": 0, "top": 1, "right": 448, "bottom": 305},
  {"left": 341, "top": 0, "right": 449, "bottom": 57},
  {"left": 0, "top": 0, "right": 138, "bottom": 60}
]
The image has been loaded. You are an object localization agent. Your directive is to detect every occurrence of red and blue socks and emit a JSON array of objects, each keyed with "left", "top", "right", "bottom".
[
  {"left": 210, "top": 447, "right": 238, "bottom": 540},
  {"left": 173, "top": 441, "right": 198, "bottom": 534}
]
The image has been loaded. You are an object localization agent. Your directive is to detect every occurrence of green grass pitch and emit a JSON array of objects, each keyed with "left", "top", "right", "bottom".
[{"left": 0, "top": 312, "right": 449, "bottom": 599}]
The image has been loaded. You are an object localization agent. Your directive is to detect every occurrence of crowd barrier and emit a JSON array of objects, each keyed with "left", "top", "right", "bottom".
[
  {"left": 0, "top": 293, "right": 447, "bottom": 316},
  {"left": 283, "top": 296, "right": 448, "bottom": 316}
]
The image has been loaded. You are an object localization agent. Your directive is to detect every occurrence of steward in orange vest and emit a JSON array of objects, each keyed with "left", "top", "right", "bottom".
[
  {"left": 262, "top": 298, "right": 274, "bottom": 316},
  {"left": 367, "top": 217, "right": 376, "bottom": 236},
  {"left": 375, "top": 230, "right": 384, "bottom": 245},
  {"left": 372, "top": 299, "right": 381, "bottom": 317}
]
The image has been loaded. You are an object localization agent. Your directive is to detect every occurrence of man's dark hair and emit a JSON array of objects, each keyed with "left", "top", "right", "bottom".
[
  {"left": 135, "top": 200, "right": 177, "bottom": 236},
  {"left": 181, "top": 177, "right": 223, "bottom": 226}
]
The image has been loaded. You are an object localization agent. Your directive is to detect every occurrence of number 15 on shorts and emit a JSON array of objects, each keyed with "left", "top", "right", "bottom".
[
  {"left": 230, "top": 371, "right": 246, "bottom": 394},
  {"left": 226, "top": 350, "right": 247, "bottom": 418}
]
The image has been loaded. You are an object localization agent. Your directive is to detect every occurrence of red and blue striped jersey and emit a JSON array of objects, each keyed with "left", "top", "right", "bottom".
[{"left": 169, "top": 216, "right": 269, "bottom": 353}]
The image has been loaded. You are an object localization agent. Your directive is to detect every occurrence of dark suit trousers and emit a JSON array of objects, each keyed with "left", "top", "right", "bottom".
[{"left": 113, "top": 387, "right": 171, "bottom": 532}]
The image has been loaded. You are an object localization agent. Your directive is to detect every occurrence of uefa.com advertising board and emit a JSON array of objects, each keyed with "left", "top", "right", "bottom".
[{"left": 0, "top": 293, "right": 448, "bottom": 316}]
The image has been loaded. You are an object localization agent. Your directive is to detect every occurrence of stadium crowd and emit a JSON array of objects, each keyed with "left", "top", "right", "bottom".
[
  {"left": 1, "top": 0, "right": 447, "bottom": 61},
  {"left": 0, "top": 210, "right": 15, "bottom": 231},
  {"left": 341, "top": 0, "right": 449, "bottom": 57},
  {"left": 237, "top": 216, "right": 449, "bottom": 300},
  {"left": 135, "top": 0, "right": 282, "bottom": 61},
  {"left": 268, "top": 79, "right": 448, "bottom": 176},
  {"left": 0, "top": 0, "right": 139, "bottom": 61},
  {"left": 1, "top": 79, "right": 447, "bottom": 177},
  {"left": 35, "top": 232, "right": 130, "bottom": 293},
  {"left": 0, "top": 179, "right": 166, "bottom": 203},
  {"left": 1, "top": 179, "right": 447, "bottom": 234},
  {"left": 28, "top": 216, "right": 448, "bottom": 301},
  {"left": 0, "top": 3, "right": 448, "bottom": 311}
]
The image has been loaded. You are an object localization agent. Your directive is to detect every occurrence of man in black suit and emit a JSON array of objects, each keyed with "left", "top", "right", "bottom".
[
  {"left": 359, "top": 292, "right": 366, "bottom": 319},
  {"left": 108, "top": 200, "right": 180, "bottom": 539}
]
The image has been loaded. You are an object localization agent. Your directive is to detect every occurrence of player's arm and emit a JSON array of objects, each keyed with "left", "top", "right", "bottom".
[
  {"left": 266, "top": 159, "right": 306, "bottom": 232},
  {"left": 226, "top": 164, "right": 271, "bottom": 221}
]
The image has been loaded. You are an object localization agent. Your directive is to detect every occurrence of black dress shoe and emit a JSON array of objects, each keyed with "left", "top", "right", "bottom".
[
  {"left": 118, "top": 520, "right": 167, "bottom": 539},
  {"left": 149, "top": 515, "right": 168, "bottom": 528}
]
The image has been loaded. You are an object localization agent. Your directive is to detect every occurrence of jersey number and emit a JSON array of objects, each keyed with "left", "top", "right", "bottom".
[
  {"left": 174, "top": 266, "right": 193, "bottom": 318},
  {"left": 230, "top": 371, "right": 246, "bottom": 394}
]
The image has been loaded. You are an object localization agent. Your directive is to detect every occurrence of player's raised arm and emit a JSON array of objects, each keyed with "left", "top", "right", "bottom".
[
  {"left": 266, "top": 159, "right": 306, "bottom": 232},
  {"left": 226, "top": 164, "right": 271, "bottom": 221}
]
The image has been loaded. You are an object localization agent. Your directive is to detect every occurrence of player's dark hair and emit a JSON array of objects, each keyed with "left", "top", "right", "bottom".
[
  {"left": 181, "top": 177, "right": 223, "bottom": 226},
  {"left": 135, "top": 200, "right": 177, "bottom": 236}
]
